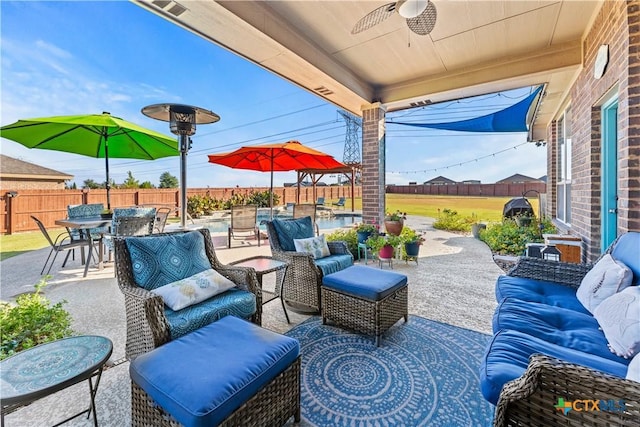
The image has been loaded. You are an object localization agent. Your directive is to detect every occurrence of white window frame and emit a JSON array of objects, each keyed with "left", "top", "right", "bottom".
[{"left": 556, "top": 108, "right": 572, "bottom": 224}]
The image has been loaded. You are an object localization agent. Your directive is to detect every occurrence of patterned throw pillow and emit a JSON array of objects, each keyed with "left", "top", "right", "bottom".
[
  {"left": 125, "top": 231, "right": 211, "bottom": 291},
  {"left": 593, "top": 286, "right": 640, "bottom": 359},
  {"left": 272, "top": 216, "right": 314, "bottom": 251},
  {"left": 294, "top": 234, "right": 331, "bottom": 259},
  {"left": 151, "top": 268, "right": 237, "bottom": 311},
  {"left": 576, "top": 254, "right": 633, "bottom": 313}
]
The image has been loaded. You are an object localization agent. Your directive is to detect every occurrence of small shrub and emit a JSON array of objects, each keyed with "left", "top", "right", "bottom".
[
  {"left": 326, "top": 228, "right": 357, "bottom": 257},
  {"left": 432, "top": 208, "right": 476, "bottom": 232},
  {"left": 1, "top": 277, "right": 74, "bottom": 360},
  {"left": 479, "top": 217, "right": 556, "bottom": 255}
]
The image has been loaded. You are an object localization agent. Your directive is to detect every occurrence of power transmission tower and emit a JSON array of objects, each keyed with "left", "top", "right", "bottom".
[{"left": 338, "top": 110, "right": 361, "bottom": 165}]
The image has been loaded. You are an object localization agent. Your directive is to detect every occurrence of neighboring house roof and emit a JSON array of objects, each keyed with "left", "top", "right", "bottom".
[
  {"left": 0, "top": 155, "right": 73, "bottom": 180},
  {"left": 423, "top": 176, "right": 457, "bottom": 185},
  {"left": 496, "top": 173, "right": 542, "bottom": 184},
  {"left": 538, "top": 175, "right": 548, "bottom": 183}
]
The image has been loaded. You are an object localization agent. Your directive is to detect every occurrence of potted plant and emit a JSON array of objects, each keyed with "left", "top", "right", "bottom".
[
  {"left": 366, "top": 233, "right": 402, "bottom": 259},
  {"left": 399, "top": 226, "right": 425, "bottom": 259},
  {"left": 355, "top": 222, "right": 379, "bottom": 244},
  {"left": 384, "top": 210, "right": 406, "bottom": 236}
]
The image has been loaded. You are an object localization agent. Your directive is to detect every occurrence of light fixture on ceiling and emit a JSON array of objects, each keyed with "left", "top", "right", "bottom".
[{"left": 396, "top": 0, "right": 428, "bottom": 19}]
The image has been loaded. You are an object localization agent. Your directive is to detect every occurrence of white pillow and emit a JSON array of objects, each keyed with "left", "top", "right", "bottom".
[
  {"left": 151, "top": 269, "right": 236, "bottom": 311},
  {"left": 627, "top": 352, "right": 640, "bottom": 382},
  {"left": 293, "top": 234, "right": 331, "bottom": 259},
  {"left": 576, "top": 254, "right": 633, "bottom": 313},
  {"left": 593, "top": 286, "right": 640, "bottom": 359}
]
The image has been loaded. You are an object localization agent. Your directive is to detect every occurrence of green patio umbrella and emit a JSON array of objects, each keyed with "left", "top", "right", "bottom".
[{"left": 0, "top": 112, "right": 179, "bottom": 209}]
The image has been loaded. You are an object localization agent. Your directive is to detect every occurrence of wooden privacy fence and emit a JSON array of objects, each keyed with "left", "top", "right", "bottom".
[
  {"left": 386, "top": 182, "right": 547, "bottom": 197},
  {"left": 0, "top": 186, "right": 359, "bottom": 234}
]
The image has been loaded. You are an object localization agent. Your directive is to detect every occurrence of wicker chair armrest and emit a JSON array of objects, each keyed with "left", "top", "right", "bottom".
[
  {"left": 215, "top": 265, "right": 262, "bottom": 325},
  {"left": 327, "top": 240, "right": 352, "bottom": 256},
  {"left": 494, "top": 354, "right": 640, "bottom": 426},
  {"left": 118, "top": 283, "right": 171, "bottom": 359},
  {"left": 508, "top": 257, "right": 593, "bottom": 288}
]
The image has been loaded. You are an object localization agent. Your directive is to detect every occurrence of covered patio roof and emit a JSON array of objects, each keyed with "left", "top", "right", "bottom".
[{"left": 133, "top": 0, "right": 602, "bottom": 142}]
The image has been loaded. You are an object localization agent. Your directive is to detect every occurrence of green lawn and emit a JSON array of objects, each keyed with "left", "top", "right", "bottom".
[{"left": 0, "top": 228, "right": 66, "bottom": 261}]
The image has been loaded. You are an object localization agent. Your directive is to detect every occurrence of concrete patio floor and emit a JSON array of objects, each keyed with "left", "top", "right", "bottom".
[{"left": 0, "top": 216, "right": 502, "bottom": 426}]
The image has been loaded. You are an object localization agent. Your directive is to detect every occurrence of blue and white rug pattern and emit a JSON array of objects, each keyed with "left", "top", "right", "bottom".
[{"left": 285, "top": 316, "right": 494, "bottom": 426}]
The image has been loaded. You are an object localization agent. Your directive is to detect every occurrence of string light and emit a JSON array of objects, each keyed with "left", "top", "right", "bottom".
[{"left": 387, "top": 141, "right": 530, "bottom": 174}]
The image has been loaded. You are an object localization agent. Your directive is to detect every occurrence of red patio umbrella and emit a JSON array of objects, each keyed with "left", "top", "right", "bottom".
[{"left": 208, "top": 140, "right": 346, "bottom": 217}]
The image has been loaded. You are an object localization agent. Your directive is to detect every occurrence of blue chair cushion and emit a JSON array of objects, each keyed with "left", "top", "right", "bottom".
[
  {"left": 322, "top": 265, "right": 407, "bottom": 301},
  {"left": 125, "top": 231, "right": 211, "bottom": 291},
  {"left": 315, "top": 254, "right": 354, "bottom": 277},
  {"left": 492, "top": 298, "right": 620, "bottom": 362},
  {"left": 610, "top": 232, "right": 640, "bottom": 284},
  {"left": 479, "top": 329, "right": 630, "bottom": 405},
  {"left": 130, "top": 316, "right": 300, "bottom": 427},
  {"left": 272, "top": 216, "right": 314, "bottom": 251},
  {"left": 67, "top": 203, "right": 108, "bottom": 239},
  {"left": 495, "top": 275, "right": 589, "bottom": 314},
  {"left": 164, "top": 288, "right": 256, "bottom": 339}
]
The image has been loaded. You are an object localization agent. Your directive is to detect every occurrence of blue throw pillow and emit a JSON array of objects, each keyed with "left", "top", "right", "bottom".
[
  {"left": 125, "top": 231, "right": 211, "bottom": 291},
  {"left": 272, "top": 216, "right": 314, "bottom": 251}
]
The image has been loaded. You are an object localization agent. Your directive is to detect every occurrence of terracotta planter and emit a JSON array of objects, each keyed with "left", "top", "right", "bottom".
[
  {"left": 384, "top": 220, "right": 403, "bottom": 236},
  {"left": 378, "top": 244, "right": 394, "bottom": 259}
]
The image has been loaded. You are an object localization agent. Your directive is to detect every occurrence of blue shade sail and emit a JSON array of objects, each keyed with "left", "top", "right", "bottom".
[{"left": 390, "top": 86, "right": 543, "bottom": 133}]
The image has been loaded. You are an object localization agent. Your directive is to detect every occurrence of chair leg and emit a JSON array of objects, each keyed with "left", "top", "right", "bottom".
[
  {"left": 228, "top": 228, "right": 232, "bottom": 248},
  {"left": 61, "top": 250, "right": 73, "bottom": 268},
  {"left": 46, "top": 249, "right": 62, "bottom": 275},
  {"left": 41, "top": 247, "right": 56, "bottom": 275}
]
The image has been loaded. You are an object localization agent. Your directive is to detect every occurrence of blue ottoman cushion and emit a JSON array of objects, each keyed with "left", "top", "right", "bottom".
[
  {"left": 479, "top": 329, "right": 630, "bottom": 405},
  {"left": 130, "top": 316, "right": 300, "bottom": 427},
  {"left": 322, "top": 265, "right": 407, "bottom": 301}
]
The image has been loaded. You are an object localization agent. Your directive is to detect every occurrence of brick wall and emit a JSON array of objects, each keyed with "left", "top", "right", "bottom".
[
  {"left": 547, "top": 1, "right": 640, "bottom": 261},
  {"left": 361, "top": 104, "right": 386, "bottom": 226},
  {"left": 0, "top": 179, "right": 66, "bottom": 190}
]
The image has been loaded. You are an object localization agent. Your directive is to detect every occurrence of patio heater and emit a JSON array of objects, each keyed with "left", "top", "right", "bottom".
[{"left": 142, "top": 103, "right": 220, "bottom": 228}]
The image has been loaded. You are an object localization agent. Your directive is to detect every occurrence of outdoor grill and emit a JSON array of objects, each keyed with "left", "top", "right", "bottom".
[{"left": 503, "top": 197, "right": 534, "bottom": 219}]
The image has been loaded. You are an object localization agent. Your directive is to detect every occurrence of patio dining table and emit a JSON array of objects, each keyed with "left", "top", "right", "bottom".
[{"left": 55, "top": 217, "right": 111, "bottom": 277}]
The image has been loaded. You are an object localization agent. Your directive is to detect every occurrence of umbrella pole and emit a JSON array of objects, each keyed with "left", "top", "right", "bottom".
[
  {"left": 269, "top": 151, "right": 274, "bottom": 220},
  {"left": 104, "top": 136, "right": 111, "bottom": 210}
]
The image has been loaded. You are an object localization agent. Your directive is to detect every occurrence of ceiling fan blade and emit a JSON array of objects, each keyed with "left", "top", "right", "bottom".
[
  {"left": 351, "top": 2, "right": 397, "bottom": 34},
  {"left": 406, "top": 0, "right": 437, "bottom": 35}
]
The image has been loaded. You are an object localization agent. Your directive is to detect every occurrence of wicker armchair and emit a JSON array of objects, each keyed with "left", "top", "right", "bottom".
[
  {"left": 495, "top": 354, "right": 640, "bottom": 427},
  {"left": 265, "top": 219, "right": 353, "bottom": 312},
  {"left": 114, "top": 228, "right": 262, "bottom": 360}
]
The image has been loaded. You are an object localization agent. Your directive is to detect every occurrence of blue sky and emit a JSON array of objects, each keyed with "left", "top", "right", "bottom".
[{"left": 0, "top": 1, "right": 547, "bottom": 189}]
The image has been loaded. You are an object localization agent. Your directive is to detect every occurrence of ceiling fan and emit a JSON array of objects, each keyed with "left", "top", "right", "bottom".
[{"left": 351, "top": 0, "right": 437, "bottom": 36}]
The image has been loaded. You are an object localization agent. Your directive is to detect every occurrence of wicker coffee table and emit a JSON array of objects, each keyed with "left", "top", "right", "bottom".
[{"left": 321, "top": 265, "right": 408, "bottom": 346}]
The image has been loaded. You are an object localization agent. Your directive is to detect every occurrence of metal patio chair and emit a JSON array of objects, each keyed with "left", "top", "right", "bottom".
[
  {"left": 228, "top": 204, "right": 260, "bottom": 248},
  {"left": 31, "top": 215, "right": 94, "bottom": 275}
]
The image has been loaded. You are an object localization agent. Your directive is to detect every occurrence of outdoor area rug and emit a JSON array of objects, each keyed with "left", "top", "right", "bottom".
[{"left": 285, "top": 315, "right": 494, "bottom": 426}]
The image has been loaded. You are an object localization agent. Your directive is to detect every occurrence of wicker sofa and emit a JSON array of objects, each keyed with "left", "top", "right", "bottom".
[
  {"left": 114, "top": 228, "right": 261, "bottom": 360},
  {"left": 265, "top": 216, "right": 353, "bottom": 312},
  {"left": 481, "top": 232, "right": 640, "bottom": 426}
]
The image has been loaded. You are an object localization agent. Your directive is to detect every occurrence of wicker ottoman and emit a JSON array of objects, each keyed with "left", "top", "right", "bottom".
[
  {"left": 321, "top": 265, "right": 408, "bottom": 346},
  {"left": 129, "top": 316, "right": 300, "bottom": 427}
]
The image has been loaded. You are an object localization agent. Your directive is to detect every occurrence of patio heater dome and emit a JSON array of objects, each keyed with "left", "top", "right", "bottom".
[{"left": 142, "top": 103, "right": 220, "bottom": 228}]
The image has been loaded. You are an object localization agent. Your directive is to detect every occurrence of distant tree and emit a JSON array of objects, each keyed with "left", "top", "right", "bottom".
[
  {"left": 159, "top": 172, "right": 179, "bottom": 188},
  {"left": 83, "top": 179, "right": 101, "bottom": 189},
  {"left": 122, "top": 171, "right": 139, "bottom": 189},
  {"left": 65, "top": 181, "right": 77, "bottom": 189},
  {"left": 140, "top": 181, "right": 155, "bottom": 189}
]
